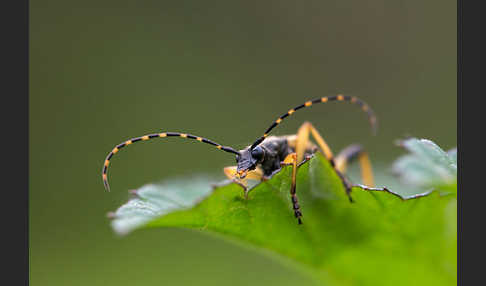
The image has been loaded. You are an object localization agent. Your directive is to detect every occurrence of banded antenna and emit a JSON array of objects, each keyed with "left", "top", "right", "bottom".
[
  {"left": 251, "top": 95, "right": 377, "bottom": 149},
  {"left": 102, "top": 132, "right": 240, "bottom": 192}
]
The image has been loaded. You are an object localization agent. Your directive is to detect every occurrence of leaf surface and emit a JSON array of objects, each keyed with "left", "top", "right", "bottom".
[{"left": 109, "top": 151, "right": 456, "bottom": 286}]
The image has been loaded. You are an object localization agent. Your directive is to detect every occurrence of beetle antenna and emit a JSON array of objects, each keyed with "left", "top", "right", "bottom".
[
  {"left": 102, "top": 132, "right": 239, "bottom": 192},
  {"left": 250, "top": 95, "right": 377, "bottom": 149}
]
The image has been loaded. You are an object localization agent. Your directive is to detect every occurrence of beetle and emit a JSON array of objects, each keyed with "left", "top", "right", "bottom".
[{"left": 102, "top": 95, "right": 377, "bottom": 224}]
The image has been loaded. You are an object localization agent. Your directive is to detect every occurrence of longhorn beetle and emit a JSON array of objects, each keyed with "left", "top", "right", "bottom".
[{"left": 102, "top": 95, "right": 378, "bottom": 224}]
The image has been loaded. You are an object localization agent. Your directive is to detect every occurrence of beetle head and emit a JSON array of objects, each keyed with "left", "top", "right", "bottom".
[{"left": 235, "top": 145, "right": 264, "bottom": 178}]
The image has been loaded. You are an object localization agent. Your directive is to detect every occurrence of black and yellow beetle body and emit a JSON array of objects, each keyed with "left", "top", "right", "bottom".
[{"left": 102, "top": 95, "right": 378, "bottom": 224}]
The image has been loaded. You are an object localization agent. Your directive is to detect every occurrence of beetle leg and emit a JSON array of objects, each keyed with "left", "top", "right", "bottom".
[
  {"left": 286, "top": 153, "right": 303, "bottom": 224},
  {"left": 294, "top": 121, "right": 354, "bottom": 201},
  {"left": 335, "top": 144, "right": 375, "bottom": 187},
  {"left": 281, "top": 153, "right": 296, "bottom": 165},
  {"left": 295, "top": 121, "right": 334, "bottom": 164}
]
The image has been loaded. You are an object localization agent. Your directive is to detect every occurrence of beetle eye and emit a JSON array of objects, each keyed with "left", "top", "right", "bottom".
[{"left": 251, "top": 146, "right": 264, "bottom": 160}]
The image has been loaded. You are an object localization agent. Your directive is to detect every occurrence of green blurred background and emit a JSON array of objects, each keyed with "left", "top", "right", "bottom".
[{"left": 30, "top": 1, "right": 456, "bottom": 285}]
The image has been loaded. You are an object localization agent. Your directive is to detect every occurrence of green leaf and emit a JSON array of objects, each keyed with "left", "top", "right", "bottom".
[
  {"left": 109, "top": 153, "right": 456, "bottom": 286},
  {"left": 392, "top": 138, "right": 457, "bottom": 194}
]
